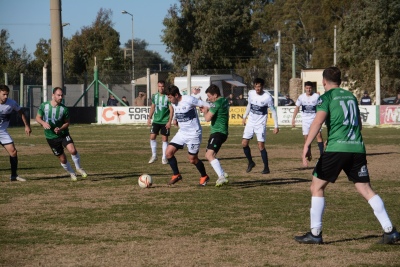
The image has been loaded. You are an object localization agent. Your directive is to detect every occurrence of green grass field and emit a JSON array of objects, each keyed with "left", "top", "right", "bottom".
[{"left": 1, "top": 124, "right": 399, "bottom": 266}]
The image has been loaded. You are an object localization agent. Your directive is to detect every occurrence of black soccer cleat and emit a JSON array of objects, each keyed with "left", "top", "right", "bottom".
[
  {"left": 294, "top": 232, "right": 323, "bottom": 244},
  {"left": 246, "top": 161, "right": 255, "bottom": 173},
  {"left": 261, "top": 168, "right": 270, "bottom": 174},
  {"left": 378, "top": 228, "right": 400, "bottom": 244}
]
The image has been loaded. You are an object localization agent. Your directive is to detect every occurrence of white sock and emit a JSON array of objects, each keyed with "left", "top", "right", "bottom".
[
  {"left": 310, "top": 196, "right": 325, "bottom": 236},
  {"left": 210, "top": 158, "right": 224, "bottom": 177},
  {"left": 71, "top": 153, "right": 81, "bottom": 169},
  {"left": 150, "top": 140, "right": 157, "bottom": 157},
  {"left": 162, "top": 141, "right": 168, "bottom": 159},
  {"left": 368, "top": 194, "right": 393, "bottom": 233},
  {"left": 61, "top": 162, "right": 74, "bottom": 174}
]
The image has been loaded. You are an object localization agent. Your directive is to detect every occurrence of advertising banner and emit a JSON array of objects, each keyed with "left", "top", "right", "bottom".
[
  {"left": 228, "top": 106, "right": 274, "bottom": 126},
  {"left": 97, "top": 107, "right": 150, "bottom": 124},
  {"left": 380, "top": 105, "right": 400, "bottom": 125}
]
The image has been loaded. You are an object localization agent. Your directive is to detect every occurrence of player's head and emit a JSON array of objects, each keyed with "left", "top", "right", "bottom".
[
  {"left": 165, "top": 85, "right": 181, "bottom": 104},
  {"left": 205, "top": 84, "right": 221, "bottom": 102},
  {"left": 322, "top": 67, "right": 341, "bottom": 88},
  {"left": 253, "top": 78, "right": 265, "bottom": 94},
  {"left": 304, "top": 81, "right": 313, "bottom": 95},
  {"left": 158, "top": 80, "right": 166, "bottom": 94},
  {"left": 0, "top": 85, "right": 10, "bottom": 104},
  {"left": 52, "top": 87, "right": 64, "bottom": 104}
]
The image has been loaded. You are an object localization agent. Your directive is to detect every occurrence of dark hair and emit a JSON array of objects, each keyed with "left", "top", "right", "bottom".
[
  {"left": 0, "top": 84, "right": 10, "bottom": 92},
  {"left": 53, "top": 87, "right": 63, "bottom": 94},
  {"left": 205, "top": 84, "right": 221, "bottom": 97},
  {"left": 165, "top": 85, "right": 181, "bottom": 97},
  {"left": 253, "top": 78, "right": 265, "bottom": 86},
  {"left": 323, "top": 67, "right": 342, "bottom": 85},
  {"left": 304, "top": 81, "right": 313, "bottom": 87},
  {"left": 158, "top": 80, "right": 166, "bottom": 85}
]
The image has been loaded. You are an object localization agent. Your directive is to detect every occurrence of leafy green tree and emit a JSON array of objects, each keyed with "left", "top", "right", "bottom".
[
  {"left": 338, "top": 0, "right": 400, "bottom": 97},
  {"left": 162, "top": 0, "right": 255, "bottom": 72},
  {"left": 64, "top": 8, "right": 125, "bottom": 84},
  {"left": 123, "top": 39, "right": 173, "bottom": 79}
]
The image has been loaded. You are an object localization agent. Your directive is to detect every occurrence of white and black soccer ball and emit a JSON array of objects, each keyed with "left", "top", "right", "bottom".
[{"left": 138, "top": 174, "right": 152, "bottom": 188}]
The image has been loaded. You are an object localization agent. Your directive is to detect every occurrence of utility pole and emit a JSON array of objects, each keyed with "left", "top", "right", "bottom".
[
  {"left": 334, "top": 25, "right": 337, "bottom": 66},
  {"left": 50, "top": 0, "right": 64, "bottom": 89},
  {"left": 278, "top": 31, "right": 281, "bottom": 92}
]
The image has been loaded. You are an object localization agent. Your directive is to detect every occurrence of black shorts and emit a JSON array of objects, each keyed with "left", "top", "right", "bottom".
[
  {"left": 46, "top": 135, "right": 74, "bottom": 156},
  {"left": 206, "top": 133, "right": 228, "bottom": 154},
  {"left": 150, "top": 123, "right": 170, "bottom": 136},
  {"left": 313, "top": 152, "right": 370, "bottom": 183}
]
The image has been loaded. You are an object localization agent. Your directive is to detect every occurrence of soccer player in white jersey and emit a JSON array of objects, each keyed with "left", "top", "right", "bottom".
[
  {"left": 291, "top": 81, "right": 324, "bottom": 160},
  {"left": 242, "top": 78, "right": 279, "bottom": 174},
  {"left": 0, "top": 85, "right": 31, "bottom": 181},
  {"left": 164, "top": 85, "right": 211, "bottom": 186},
  {"left": 36, "top": 87, "right": 87, "bottom": 181}
]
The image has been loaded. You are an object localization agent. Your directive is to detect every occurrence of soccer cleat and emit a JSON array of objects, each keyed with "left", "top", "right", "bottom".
[
  {"left": 148, "top": 156, "right": 158, "bottom": 164},
  {"left": 378, "top": 228, "right": 400, "bottom": 244},
  {"left": 168, "top": 174, "right": 182, "bottom": 185},
  {"left": 70, "top": 173, "right": 77, "bottom": 181},
  {"left": 294, "top": 232, "right": 323, "bottom": 244},
  {"left": 215, "top": 175, "right": 229, "bottom": 187},
  {"left": 261, "top": 168, "right": 270, "bottom": 174},
  {"left": 10, "top": 176, "right": 26, "bottom": 182},
  {"left": 77, "top": 168, "right": 87, "bottom": 178},
  {"left": 199, "top": 175, "right": 210, "bottom": 186},
  {"left": 162, "top": 158, "right": 168, "bottom": 164},
  {"left": 246, "top": 161, "right": 256, "bottom": 173}
]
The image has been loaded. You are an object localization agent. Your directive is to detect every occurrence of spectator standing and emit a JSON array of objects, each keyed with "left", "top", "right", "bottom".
[
  {"left": 360, "top": 91, "right": 372, "bottom": 105},
  {"left": 226, "top": 93, "right": 236, "bottom": 106},
  {"left": 294, "top": 66, "right": 399, "bottom": 245},
  {"left": 236, "top": 94, "right": 248, "bottom": 106},
  {"left": 394, "top": 92, "right": 400, "bottom": 105},
  {"left": 121, "top": 96, "right": 130, "bottom": 106},
  {"left": 242, "top": 78, "right": 279, "bottom": 174},
  {"left": 0, "top": 85, "right": 31, "bottom": 182},
  {"left": 147, "top": 80, "right": 173, "bottom": 164},
  {"left": 36, "top": 87, "right": 87, "bottom": 181},
  {"left": 134, "top": 92, "right": 147, "bottom": 106},
  {"left": 107, "top": 94, "right": 118, "bottom": 106}
]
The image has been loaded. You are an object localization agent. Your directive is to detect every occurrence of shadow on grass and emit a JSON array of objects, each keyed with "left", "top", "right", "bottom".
[
  {"left": 367, "top": 152, "right": 399, "bottom": 156},
  {"left": 324, "top": 234, "right": 382, "bottom": 244},
  {"left": 230, "top": 177, "right": 309, "bottom": 188}
]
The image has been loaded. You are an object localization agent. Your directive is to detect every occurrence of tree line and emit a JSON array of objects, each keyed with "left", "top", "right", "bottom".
[
  {"left": 163, "top": 0, "right": 400, "bottom": 96},
  {"left": 1, "top": 1, "right": 399, "bottom": 97}
]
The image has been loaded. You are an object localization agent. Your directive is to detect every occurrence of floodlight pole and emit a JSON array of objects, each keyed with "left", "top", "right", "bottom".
[{"left": 122, "top": 10, "right": 134, "bottom": 83}]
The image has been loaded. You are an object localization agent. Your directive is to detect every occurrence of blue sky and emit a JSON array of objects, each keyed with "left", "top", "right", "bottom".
[{"left": 0, "top": 0, "right": 179, "bottom": 62}]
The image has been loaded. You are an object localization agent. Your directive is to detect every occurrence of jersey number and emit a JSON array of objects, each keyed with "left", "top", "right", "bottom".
[{"left": 339, "top": 100, "right": 358, "bottom": 126}]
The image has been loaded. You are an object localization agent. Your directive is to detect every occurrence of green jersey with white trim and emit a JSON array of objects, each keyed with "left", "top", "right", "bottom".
[
  {"left": 209, "top": 97, "right": 229, "bottom": 135},
  {"left": 151, "top": 93, "right": 171, "bottom": 124},
  {"left": 37, "top": 101, "right": 70, "bottom": 139},
  {"left": 317, "top": 88, "right": 365, "bottom": 153}
]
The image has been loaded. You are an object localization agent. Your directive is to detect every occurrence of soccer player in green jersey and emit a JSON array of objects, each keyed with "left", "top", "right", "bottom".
[
  {"left": 36, "top": 87, "right": 87, "bottom": 181},
  {"left": 295, "top": 67, "right": 399, "bottom": 245},
  {"left": 202, "top": 84, "right": 229, "bottom": 187},
  {"left": 147, "top": 80, "right": 174, "bottom": 164}
]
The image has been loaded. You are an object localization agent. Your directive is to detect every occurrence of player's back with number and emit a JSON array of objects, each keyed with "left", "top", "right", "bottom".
[{"left": 318, "top": 88, "right": 364, "bottom": 153}]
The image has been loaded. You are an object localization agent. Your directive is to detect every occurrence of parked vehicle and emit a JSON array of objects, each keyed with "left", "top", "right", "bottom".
[
  {"left": 382, "top": 97, "right": 396, "bottom": 105},
  {"left": 266, "top": 90, "right": 286, "bottom": 106}
]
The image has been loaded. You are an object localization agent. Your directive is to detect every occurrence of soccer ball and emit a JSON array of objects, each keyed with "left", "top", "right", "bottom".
[{"left": 138, "top": 174, "right": 152, "bottom": 188}]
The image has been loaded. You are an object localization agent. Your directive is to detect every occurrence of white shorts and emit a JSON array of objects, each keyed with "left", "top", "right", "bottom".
[
  {"left": 302, "top": 120, "right": 322, "bottom": 135},
  {"left": 0, "top": 130, "right": 13, "bottom": 145},
  {"left": 170, "top": 130, "right": 202, "bottom": 155},
  {"left": 243, "top": 123, "right": 266, "bottom": 142}
]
